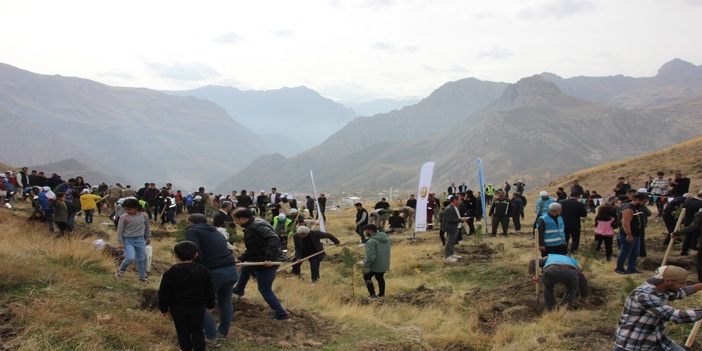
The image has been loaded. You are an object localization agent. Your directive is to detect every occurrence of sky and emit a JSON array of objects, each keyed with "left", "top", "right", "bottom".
[{"left": 1, "top": 0, "right": 701, "bottom": 103}]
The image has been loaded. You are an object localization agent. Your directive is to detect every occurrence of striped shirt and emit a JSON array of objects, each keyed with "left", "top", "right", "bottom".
[{"left": 614, "top": 283, "right": 702, "bottom": 350}]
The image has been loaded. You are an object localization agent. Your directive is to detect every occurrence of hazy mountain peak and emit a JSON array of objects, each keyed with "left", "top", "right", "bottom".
[
  {"left": 493, "top": 74, "right": 565, "bottom": 109},
  {"left": 656, "top": 58, "right": 702, "bottom": 83}
]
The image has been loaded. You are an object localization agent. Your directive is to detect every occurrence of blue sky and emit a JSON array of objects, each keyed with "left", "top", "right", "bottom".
[{"left": 1, "top": 0, "right": 700, "bottom": 103}]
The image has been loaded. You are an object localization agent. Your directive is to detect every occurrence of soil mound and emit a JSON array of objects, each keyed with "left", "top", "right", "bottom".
[{"left": 232, "top": 299, "right": 340, "bottom": 348}]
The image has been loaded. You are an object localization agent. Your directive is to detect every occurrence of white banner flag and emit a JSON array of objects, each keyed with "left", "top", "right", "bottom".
[
  {"left": 414, "top": 161, "right": 435, "bottom": 232},
  {"left": 310, "top": 171, "right": 325, "bottom": 232}
]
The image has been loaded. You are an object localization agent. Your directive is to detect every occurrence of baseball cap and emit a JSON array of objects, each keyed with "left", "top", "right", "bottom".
[{"left": 646, "top": 265, "right": 688, "bottom": 284}]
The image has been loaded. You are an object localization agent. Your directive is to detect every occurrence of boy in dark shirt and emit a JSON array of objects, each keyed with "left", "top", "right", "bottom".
[{"left": 159, "top": 241, "right": 216, "bottom": 351}]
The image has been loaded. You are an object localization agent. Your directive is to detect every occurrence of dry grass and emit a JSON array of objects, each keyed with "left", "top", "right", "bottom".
[
  {"left": 2, "top": 195, "right": 702, "bottom": 350},
  {"left": 548, "top": 135, "right": 702, "bottom": 195}
]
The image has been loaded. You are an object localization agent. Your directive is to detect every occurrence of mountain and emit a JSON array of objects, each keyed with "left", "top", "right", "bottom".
[
  {"left": 548, "top": 135, "right": 702, "bottom": 196},
  {"left": 27, "top": 158, "right": 120, "bottom": 187},
  {"left": 216, "top": 70, "right": 702, "bottom": 194},
  {"left": 0, "top": 63, "right": 274, "bottom": 190},
  {"left": 214, "top": 77, "right": 509, "bottom": 193},
  {"left": 542, "top": 58, "right": 702, "bottom": 108},
  {"left": 346, "top": 98, "right": 421, "bottom": 117},
  {"left": 164, "top": 85, "right": 357, "bottom": 156}
]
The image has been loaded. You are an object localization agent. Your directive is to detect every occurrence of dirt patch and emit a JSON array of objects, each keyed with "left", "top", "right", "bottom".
[
  {"left": 232, "top": 299, "right": 340, "bottom": 347},
  {"left": 512, "top": 242, "right": 534, "bottom": 249},
  {"left": 383, "top": 285, "right": 453, "bottom": 307},
  {"left": 455, "top": 243, "right": 496, "bottom": 260},
  {"left": 639, "top": 256, "right": 696, "bottom": 271},
  {"left": 0, "top": 306, "right": 24, "bottom": 350},
  {"left": 562, "top": 326, "right": 614, "bottom": 350},
  {"left": 150, "top": 229, "right": 172, "bottom": 239},
  {"left": 139, "top": 289, "right": 160, "bottom": 310},
  {"left": 148, "top": 260, "right": 173, "bottom": 276}
]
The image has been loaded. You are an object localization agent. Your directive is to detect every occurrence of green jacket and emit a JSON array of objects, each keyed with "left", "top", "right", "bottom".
[{"left": 364, "top": 231, "right": 391, "bottom": 273}]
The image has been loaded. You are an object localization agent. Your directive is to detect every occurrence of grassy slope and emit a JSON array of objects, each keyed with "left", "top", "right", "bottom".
[{"left": 547, "top": 135, "right": 702, "bottom": 196}]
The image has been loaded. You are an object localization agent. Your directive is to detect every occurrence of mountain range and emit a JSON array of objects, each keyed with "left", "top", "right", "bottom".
[
  {"left": 214, "top": 59, "right": 702, "bottom": 195},
  {"left": 1, "top": 59, "right": 701, "bottom": 195},
  {"left": 0, "top": 63, "right": 274, "bottom": 189},
  {"left": 164, "top": 85, "right": 357, "bottom": 156}
]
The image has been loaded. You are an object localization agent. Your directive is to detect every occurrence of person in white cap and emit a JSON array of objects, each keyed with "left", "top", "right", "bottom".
[
  {"left": 532, "top": 191, "right": 555, "bottom": 240},
  {"left": 614, "top": 265, "right": 702, "bottom": 351}
]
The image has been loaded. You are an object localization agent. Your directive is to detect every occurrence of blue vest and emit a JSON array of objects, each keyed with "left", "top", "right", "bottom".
[
  {"left": 540, "top": 214, "right": 565, "bottom": 247},
  {"left": 535, "top": 197, "right": 554, "bottom": 216},
  {"left": 544, "top": 254, "right": 578, "bottom": 268}
]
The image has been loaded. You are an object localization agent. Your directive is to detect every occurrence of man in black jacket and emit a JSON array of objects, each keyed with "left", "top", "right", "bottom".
[
  {"left": 184, "top": 214, "right": 238, "bottom": 346},
  {"left": 559, "top": 191, "right": 588, "bottom": 253},
  {"left": 291, "top": 226, "right": 340, "bottom": 282},
  {"left": 231, "top": 208, "right": 291, "bottom": 321},
  {"left": 489, "top": 191, "right": 512, "bottom": 237},
  {"left": 662, "top": 194, "right": 691, "bottom": 246},
  {"left": 212, "top": 201, "right": 234, "bottom": 229},
  {"left": 355, "top": 203, "right": 369, "bottom": 244}
]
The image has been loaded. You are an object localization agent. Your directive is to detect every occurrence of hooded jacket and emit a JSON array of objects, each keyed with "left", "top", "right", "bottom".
[
  {"left": 185, "top": 223, "right": 236, "bottom": 270},
  {"left": 237, "top": 218, "right": 285, "bottom": 262},
  {"left": 364, "top": 231, "right": 391, "bottom": 273},
  {"left": 158, "top": 262, "right": 215, "bottom": 313}
]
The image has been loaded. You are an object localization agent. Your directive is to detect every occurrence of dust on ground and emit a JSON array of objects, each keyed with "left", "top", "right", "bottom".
[{"left": 138, "top": 290, "right": 342, "bottom": 348}]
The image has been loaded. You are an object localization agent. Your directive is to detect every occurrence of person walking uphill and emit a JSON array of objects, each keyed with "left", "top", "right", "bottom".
[
  {"left": 231, "top": 208, "right": 291, "bottom": 321},
  {"left": 362, "top": 224, "right": 391, "bottom": 300},
  {"left": 614, "top": 265, "right": 702, "bottom": 351},
  {"left": 114, "top": 199, "right": 152, "bottom": 284},
  {"left": 184, "top": 214, "right": 239, "bottom": 347}
]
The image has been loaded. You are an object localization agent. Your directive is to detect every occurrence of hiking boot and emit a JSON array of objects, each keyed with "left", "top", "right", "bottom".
[
  {"left": 268, "top": 313, "right": 292, "bottom": 321},
  {"left": 368, "top": 295, "right": 378, "bottom": 301},
  {"left": 205, "top": 338, "right": 220, "bottom": 348},
  {"left": 114, "top": 269, "right": 125, "bottom": 278},
  {"left": 139, "top": 278, "right": 151, "bottom": 284}
]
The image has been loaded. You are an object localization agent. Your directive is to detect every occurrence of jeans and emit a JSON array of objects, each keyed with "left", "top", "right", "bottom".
[
  {"left": 118, "top": 236, "right": 147, "bottom": 278},
  {"left": 67, "top": 212, "right": 77, "bottom": 231},
  {"left": 84, "top": 209, "right": 94, "bottom": 224},
  {"left": 616, "top": 234, "right": 640, "bottom": 273},
  {"left": 291, "top": 256, "right": 321, "bottom": 281},
  {"left": 364, "top": 271, "right": 386, "bottom": 297},
  {"left": 203, "top": 266, "right": 238, "bottom": 340},
  {"left": 171, "top": 304, "right": 206, "bottom": 351},
  {"left": 543, "top": 265, "right": 579, "bottom": 311},
  {"left": 233, "top": 265, "right": 287, "bottom": 317},
  {"left": 444, "top": 228, "right": 459, "bottom": 258}
]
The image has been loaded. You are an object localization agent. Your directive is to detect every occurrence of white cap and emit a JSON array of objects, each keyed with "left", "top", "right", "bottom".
[
  {"left": 81, "top": 189, "right": 89, "bottom": 194},
  {"left": 539, "top": 191, "right": 548, "bottom": 197},
  {"left": 42, "top": 186, "right": 51, "bottom": 191},
  {"left": 278, "top": 213, "right": 286, "bottom": 219},
  {"left": 638, "top": 188, "right": 649, "bottom": 193},
  {"left": 195, "top": 195, "right": 202, "bottom": 200},
  {"left": 291, "top": 208, "right": 298, "bottom": 213}
]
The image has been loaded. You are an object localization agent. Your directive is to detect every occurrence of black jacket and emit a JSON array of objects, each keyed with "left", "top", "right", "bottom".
[
  {"left": 683, "top": 198, "right": 702, "bottom": 226},
  {"left": 558, "top": 198, "right": 587, "bottom": 229},
  {"left": 184, "top": 223, "right": 236, "bottom": 270},
  {"left": 237, "top": 218, "right": 284, "bottom": 262},
  {"left": 158, "top": 262, "right": 215, "bottom": 313},
  {"left": 212, "top": 210, "right": 234, "bottom": 228},
  {"left": 292, "top": 230, "right": 340, "bottom": 261},
  {"left": 489, "top": 199, "right": 512, "bottom": 217}
]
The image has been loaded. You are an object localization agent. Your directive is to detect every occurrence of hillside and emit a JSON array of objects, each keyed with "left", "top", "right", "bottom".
[
  {"left": 0, "top": 63, "right": 274, "bottom": 189},
  {"left": 214, "top": 78, "right": 509, "bottom": 193},
  {"left": 549, "top": 135, "right": 702, "bottom": 196}
]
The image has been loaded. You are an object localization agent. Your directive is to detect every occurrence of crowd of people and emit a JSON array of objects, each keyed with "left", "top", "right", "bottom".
[{"left": 6, "top": 165, "right": 702, "bottom": 350}]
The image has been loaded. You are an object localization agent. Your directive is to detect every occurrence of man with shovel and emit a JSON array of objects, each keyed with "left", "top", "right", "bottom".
[{"left": 290, "top": 226, "right": 341, "bottom": 282}]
